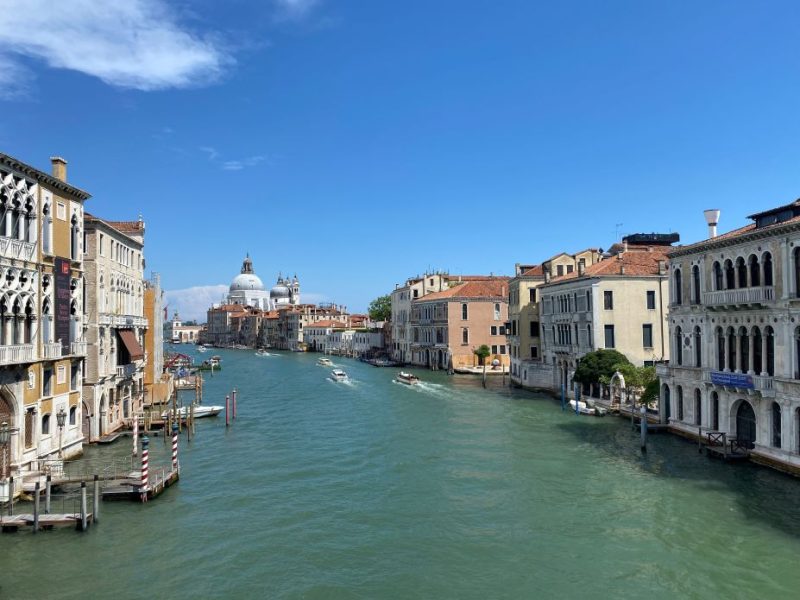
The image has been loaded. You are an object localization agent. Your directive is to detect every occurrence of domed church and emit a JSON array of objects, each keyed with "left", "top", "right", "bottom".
[{"left": 227, "top": 255, "right": 299, "bottom": 310}]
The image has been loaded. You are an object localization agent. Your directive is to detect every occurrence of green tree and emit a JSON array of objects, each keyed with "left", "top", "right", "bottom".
[
  {"left": 573, "top": 349, "right": 631, "bottom": 385},
  {"left": 640, "top": 378, "right": 660, "bottom": 408},
  {"left": 473, "top": 344, "right": 491, "bottom": 366},
  {"left": 368, "top": 295, "right": 392, "bottom": 321}
]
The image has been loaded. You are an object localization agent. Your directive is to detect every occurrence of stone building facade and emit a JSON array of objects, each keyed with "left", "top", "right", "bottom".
[{"left": 82, "top": 214, "right": 147, "bottom": 439}]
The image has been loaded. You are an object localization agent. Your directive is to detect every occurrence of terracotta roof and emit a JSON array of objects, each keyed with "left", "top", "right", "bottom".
[
  {"left": 210, "top": 304, "right": 249, "bottom": 313},
  {"left": 417, "top": 278, "right": 510, "bottom": 301},
  {"left": 307, "top": 320, "right": 348, "bottom": 329},
  {"left": 668, "top": 220, "right": 781, "bottom": 256},
  {"left": 549, "top": 248, "right": 668, "bottom": 282},
  {"left": 106, "top": 219, "right": 144, "bottom": 234},
  {"left": 520, "top": 265, "right": 544, "bottom": 277}
]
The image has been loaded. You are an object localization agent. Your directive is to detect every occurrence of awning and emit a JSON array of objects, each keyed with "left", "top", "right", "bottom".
[{"left": 118, "top": 329, "right": 144, "bottom": 361}]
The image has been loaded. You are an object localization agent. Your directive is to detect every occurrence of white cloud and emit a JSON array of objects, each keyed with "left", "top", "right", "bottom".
[
  {"left": 222, "top": 156, "right": 266, "bottom": 171},
  {"left": 164, "top": 284, "right": 227, "bottom": 323},
  {"left": 0, "top": 0, "right": 230, "bottom": 94},
  {"left": 274, "top": 0, "right": 320, "bottom": 20}
]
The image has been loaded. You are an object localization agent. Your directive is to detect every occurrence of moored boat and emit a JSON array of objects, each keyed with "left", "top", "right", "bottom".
[
  {"left": 329, "top": 369, "right": 348, "bottom": 382},
  {"left": 197, "top": 356, "right": 222, "bottom": 371},
  {"left": 255, "top": 349, "right": 269, "bottom": 356},
  {"left": 568, "top": 399, "right": 607, "bottom": 416},
  {"left": 395, "top": 371, "right": 420, "bottom": 385},
  {"left": 161, "top": 404, "right": 223, "bottom": 419},
  {"left": 317, "top": 357, "right": 333, "bottom": 366}
]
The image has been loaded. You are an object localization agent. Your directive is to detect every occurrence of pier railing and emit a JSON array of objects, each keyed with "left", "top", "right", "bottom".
[{"left": 33, "top": 455, "right": 137, "bottom": 483}]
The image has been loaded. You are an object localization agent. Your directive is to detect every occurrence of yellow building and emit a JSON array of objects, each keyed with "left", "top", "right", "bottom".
[
  {"left": 143, "top": 274, "right": 172, "bottom": 407},
  {"left": 0, "top": 154, "right": 90, "bottom": 499}
]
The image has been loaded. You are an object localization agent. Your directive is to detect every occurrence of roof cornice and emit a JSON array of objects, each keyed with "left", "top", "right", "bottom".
[
  {"left": 0, "top": 152, "right": 91, "bottom": 200},
  {"left": 668, "top": 220, "right": 800, "bottom": 258}
]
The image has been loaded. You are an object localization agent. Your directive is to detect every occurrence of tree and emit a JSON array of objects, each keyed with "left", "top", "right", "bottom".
[
  {"left": 473, "top": 344, "right": 491, "bottom": 366},
  {"left": 368, "top": 295, "right": 391, "bottom": 321},
  {"left": 573, "top": 349, "right": 631, "bottom": 385},
  {"left": 640, "top": 378, "right": 660, "bottom": 408}
]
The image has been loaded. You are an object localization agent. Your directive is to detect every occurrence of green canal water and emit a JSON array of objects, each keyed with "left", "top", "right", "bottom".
[{"left": 3, "top": 348, "right": 800, "bottom": 599}]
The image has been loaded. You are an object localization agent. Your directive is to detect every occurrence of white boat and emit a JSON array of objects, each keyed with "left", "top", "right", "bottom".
[
  {"left": 255, "top": 349, "right": 269, "bottom": 357},
  {"left": 317, "top": 357, "right": 333, "bottom": 366},
  {"left": 568, "top": 399, "right": 607, "bottom": 417},
  {"left": 161, "top": 404, "right": 223, "bottom": 419},
  {"left": 395, "top": 371, "right": 420, "bottom": 385},
  {"left": 197, "top": 345, "right": 207, "bottom": 353},
  {"left": 329, "top": 369, "right": 348, "bottom": 382}
]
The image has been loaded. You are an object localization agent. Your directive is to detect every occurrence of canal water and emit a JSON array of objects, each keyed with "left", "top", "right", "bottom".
[{"left": 3, "top": 347, "right": 800, "bottom": 599}]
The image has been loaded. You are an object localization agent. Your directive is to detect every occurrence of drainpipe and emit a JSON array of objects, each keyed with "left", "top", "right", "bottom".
[{"left": 659, "top": 276, "right": 665, "bottom": 360}]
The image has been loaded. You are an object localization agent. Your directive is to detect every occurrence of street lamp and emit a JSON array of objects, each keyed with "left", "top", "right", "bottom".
[{"left": 56, "top": 408, "right": 67, "bottom": 459}]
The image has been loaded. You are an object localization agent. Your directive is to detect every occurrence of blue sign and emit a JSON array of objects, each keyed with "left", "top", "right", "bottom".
[{"left": 710, "top": 371, "right": 754, "bottom": 389}]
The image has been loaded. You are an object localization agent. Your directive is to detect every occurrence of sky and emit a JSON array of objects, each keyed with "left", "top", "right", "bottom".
[{"left": 2, "top": 0, "right": 800, "bottom": 321}]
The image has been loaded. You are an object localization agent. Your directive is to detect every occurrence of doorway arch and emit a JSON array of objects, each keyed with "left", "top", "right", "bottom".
[{"left": 734, "top": 400, "right": 756, "bottom": 449}]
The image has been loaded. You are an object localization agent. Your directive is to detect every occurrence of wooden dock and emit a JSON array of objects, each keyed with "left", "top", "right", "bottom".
[
  {"left": 0, "top": 513, "right": 93, "bottom": 532},
  {"left": 102, "top": 467, "right": 180, "bottom": 502}
]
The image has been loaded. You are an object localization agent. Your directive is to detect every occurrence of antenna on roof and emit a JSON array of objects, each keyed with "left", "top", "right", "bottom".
[{"left": 614, "top": 223, "right": 623, "bottom": 242}]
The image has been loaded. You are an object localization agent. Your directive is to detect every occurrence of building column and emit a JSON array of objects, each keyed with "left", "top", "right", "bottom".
[
  {"left": 761, "top": 333, "right": 769, "bottom": 377},
  {"left": 783, "top": 240, "right": 792, "bottom": 299},
  {"left": 748, "top": 332, "right": 755, "bottom": 375},
  {"left": 724, "top": 333, "right": 731, "bottom": 372}
]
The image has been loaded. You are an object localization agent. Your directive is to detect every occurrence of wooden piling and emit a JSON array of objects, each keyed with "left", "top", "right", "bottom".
[
  {"left": 640, "top": 407, "right": 647, "bottom": 452},
  {"left": 45, "top": 475, "right": 51, "bottom": 514},
  {"left": 79, "top": 482, "right": 87, "bottom": 531},
  {"left": 93, "top": 475, "right": 100, "bottom": 524},
  {"left": 8, "top": 476, "right": 13, "bottom": 515},
  {"left": 232, "top": 388, "right": 237, "bottom": 420},
  {"left": 225, "top": 395, "right": 230, "bottom": 427},
  {"left": 33, "top": 481, "right": 40, "bottom": 533}
]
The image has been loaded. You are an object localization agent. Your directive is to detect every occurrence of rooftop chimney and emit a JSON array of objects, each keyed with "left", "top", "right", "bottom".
[
  {"left": 658, "top": 260, "right": 666, "bottom": 275},
  {"left": 704, "top": 209, "right": 721, "bottom": 239},
  {"left": 578, "top": 262, "right": 585, "bottom": 276},
  {"left": 544, "top": 267, "right": 551, "bottom": 283},
  {"left": 50, "top": 156, "right": 67, "bottom": 181}
]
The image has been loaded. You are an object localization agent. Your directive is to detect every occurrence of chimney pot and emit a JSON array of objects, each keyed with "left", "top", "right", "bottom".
[
  {"left": 50, "top": 156, "right": 67, "bottom": 181},
  {"left": 704, "top": 209, "right": 721, "bottom": 239},
  {"left": 620, "top": 265, "right": 626, "bottom": 275}
]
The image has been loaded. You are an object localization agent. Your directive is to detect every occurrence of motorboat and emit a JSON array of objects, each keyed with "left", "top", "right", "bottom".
[
  {"left": 197, "top": 345, "right": 207, "bottom": 353},
  {"left": 317, "top": 357, "right": 333, "bottom": 366},
  {"left": 161, "top": 404, "right": 223, "bottom": 419},
  {"left": 329, "top": 369, "right": 348, "bottom": 382},
  {"left": 255, "top": 349, "right": 270, "bottom": 357},
  {"left": 568, "top": 399, "right": 607, "bottom": 417},
  {"left": 395, "top": 371, "right": 420, "bottom": 385},
  {"left": 197, "top": 356, "right": 222, "bottom": 371}
]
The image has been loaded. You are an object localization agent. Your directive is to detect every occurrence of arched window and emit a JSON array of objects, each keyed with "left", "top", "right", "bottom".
[
  {"left": 674, "top": 269, "right": 682, "bottom": 305},
  {"left": 70, "top": 214, "right": 79, "bottom": 260},
  {"left": 753, "top": 327, "right": 762, "bottom": 375},
  {"left": 716, "top": 327, "right": 725, "bottom": 371},
  {"left": 41, "top": 202, "right": 52, "bottom": 255},
  {"left": 677, "top": 386, "right": 684, "bottom": 421},
  {"left": 727, "top": 327, "right": 737, "bottom": 372},
  {"left": 711, "top": 392, "right": 719, "bottom": 430},
  {"left": 739, "top": 326, "right": 749, "bottom": 373},
  {"left": 692, "top": 265, "right": 701, "bottom": 304},
  {"left": 69, "top": 406, "right": 76, "bottom": 426},
  {"left": 736, "top": 257, "right": 747, "bottom": 288},
  {"left": 662, "top": 384, "right": 671, "bottom": 420},
  {"left": 765, "top": 326, "right": 775, "bottom": 376},
  {"left": 748, "top": 254, "right": 760, "bottom": 287},
  {"left": 694, "top": 326, "right": 702, "bottom": 368},
  {"left": 42, "top": 413, "right": 51, "bottom": 435},
  {"left": 762, "top": 252, "right": 773, "bottom": 287},
  {"left": 725, "top": 259, "right": 735, "bottom": 289},
  {"left": 674, "top": 326, "right": 683, "bottom": 366},
  {"left": 772, "top": 402, "right": 782, "bottom": 448},
  {"left": 795, "top": 248, "right": 800, "bottom": 298},
  {"left": 694, "top": 389, "right": 702, "bottom": 426},
  {"left": 713, "top": 261, "right": 723, "bottom": 291},
  {"left": 795, "top": 327, "right": 800, "bottom": 379}
]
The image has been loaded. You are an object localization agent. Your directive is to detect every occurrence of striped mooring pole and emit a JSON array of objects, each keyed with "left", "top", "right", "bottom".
[
  {"left": 140, "top": 435, "right": 149, "bottom": 503},
  {"left": 171, "top": 423, "right": 179, "bottom": 472}
]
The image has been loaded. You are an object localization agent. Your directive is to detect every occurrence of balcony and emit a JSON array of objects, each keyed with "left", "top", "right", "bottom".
[
  {"left": 116, "top": 363, "right": 138, "bottom": 378},
  {"left": 98, "top": 314, "right": 112, "bottom": 326},
  {"left": 0, "top": 344, "right": 35, "bottom": 365},
  {"left": 0, "top": 236, "right": 35, "bottom": 262},
  {"left": 70, "top": 341, "right": 87, "bottom": 356},
  {"left": 99, "top": 314, "right": 149, "bottom": 328},
  {"left": 704, "top": 369, "right": 775, "bottom": 397},
  {"left": 42, "top": 342, "right": 62, "bottom": 359},
  {"left": 703, "top": 286, "right": 774, "bottom": 309}
]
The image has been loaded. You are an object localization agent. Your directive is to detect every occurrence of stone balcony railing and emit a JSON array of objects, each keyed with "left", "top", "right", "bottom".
[
  {"left": 0, "top": 236, "right": 36, "bottom": 262},
  {"left": 98, "top": 314, "right": 112, "bottom": 326},
  {"left": 98, "top": 314, "right": 149, "bottom": 328},
  {"left": 0, "top": 344, "right": 35, "bottom": 365},
  {"left": 42, "top": 342, "right": 62, "bottom": 359},
  {"left": 70, "top": 341, "right": 87, "bottom": 356},
  {"left": 702, "top": 286, "right": 775, "bottom": 308},
  {"left": 702, "top": 368, "right": 775, "bottom": 396}
]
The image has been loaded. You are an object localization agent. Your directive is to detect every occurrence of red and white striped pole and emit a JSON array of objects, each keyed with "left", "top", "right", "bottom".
[
  {"left": 171, "top": 423, "right": 179, "bottom": 472},
  {"left": 225, "top": 395, "right": 230, "bottom": 427},
  {"left": 232, "top": 388, "right": 237, "bottom": 420},
  {"left": 140, "top": 436, "right": 149, "bottom": 503}
]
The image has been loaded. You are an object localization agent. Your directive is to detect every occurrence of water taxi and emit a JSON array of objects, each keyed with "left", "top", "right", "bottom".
[
  {"left": 197, "top": 356, "right": 222, "bottom": 371},
  {"left": 255, "top": 349, "right": 270, "bottom": 357},
  {"left": 161, "top": 404, "right": 224, "bottom": 419},
  {"left": 317, "top": 357, "right": 333, "bottom": 366},
  {"left": 395, "top": 371, "right": 420, "bottom": 385},
  {"left": 197, "top": 345, "right": 207, "bottom": 353},
  {"left": 329, "top": 369, "right": 348, "bottom": 382}
]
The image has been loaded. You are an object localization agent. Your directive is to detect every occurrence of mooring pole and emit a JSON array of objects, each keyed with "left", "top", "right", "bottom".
[
  {"left": 80, "top": 482, "right": 88, "bottom": 531},
  {"left": 33, "top": 481, "right": 40, "bottom": 533},
  {"left": 640, "top": 406, "right": 648, "bottom": 452},
  {"left": 8, "top": 476, "right": 13, "bottom": 515},
  {"left": 140, "top": 436, "right": 149, "bottom": 503},
  {"left": 232, "top": 388, "right": 237, "bottom": 420},
  {"left": 225, "top": 395, "right": 230, "bottom": 427},
  {"left": 93, "top": 474, "right": 100, "bottom": 524},
  {"left": 171, "top": 423, "right": 179, "bottom": 473},
  {"left": 45, "top": 474, "right": 51, "bottom": 514}
]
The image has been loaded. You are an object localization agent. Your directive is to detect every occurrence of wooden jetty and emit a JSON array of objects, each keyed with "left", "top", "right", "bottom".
[{"left": 1, "top": 513, "right": 93, "bottom": 532}]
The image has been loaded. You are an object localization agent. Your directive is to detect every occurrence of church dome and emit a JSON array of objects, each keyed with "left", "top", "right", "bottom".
[
  {"left": 230, "top": 273, "right": 265, "bottom": 292},
  {"left": 270, "top": 284, "right": 291, "bottom": 298}
]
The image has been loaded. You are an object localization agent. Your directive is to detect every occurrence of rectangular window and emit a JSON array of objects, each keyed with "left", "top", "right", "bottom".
[
  {"left": 642, "top": 324, "right": 653, "bottom": 348},
  {"left": 499, "top": 325, "right": 506, "bottom": 335},
  {"left": 500, "top": 345, "right": 506, "bottom": 354},
  {"left": 557, "top": 265, "right": 564, "bottom": 276},
  {"left": 57, "top": 365, "right": 67, "bottom": 385},
  {"left": 43, "top": 368, "right": 53, "bottom": 397},
  {"left": 56, "top": 202, "right": 66, "bottom": 220},
  {"left": 566, "top": 264, "right": 574, "bottom": 274},
  {"left": 492, "top": 345, "right": 498, "bottom": 354},
  {"left": 462, "top": 328, "right": 468, "bottom": 344},
  {"left": 604, "top": 290, "right": 613, "bottom": 310},
  {"left": 99, "top": 233, "right": 104, "bottom": 256},
  {"left": 530, "top": 321, "right": 540, "bottom": 337},
  {"left": 413, "top": 289, "right": 418, "bottom": 298},
  {"left": 71, "top": 364, "right": 79, "bottom": 389},
  {"left": 491, "top": 325, "right": 497, "bottom": 335},
  {"left": 462, "top": 303, "right": 468, "bottom": 320},
  {"left": 531, "top": 346, "right": 539, "bottom": 359},
  {"left": 529, "top": 288, "right": 537, "bottom": 303},
  {"left": 604, "top": 325, "right": 615, "bottom": 349},
  {"left": 646, "top": 290, "right": 656, "bottom": 310}
]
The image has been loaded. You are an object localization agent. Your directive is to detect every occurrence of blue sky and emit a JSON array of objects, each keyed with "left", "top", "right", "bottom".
[{"left": 2, "top": 0, "right": 800, "bottom": 320}]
